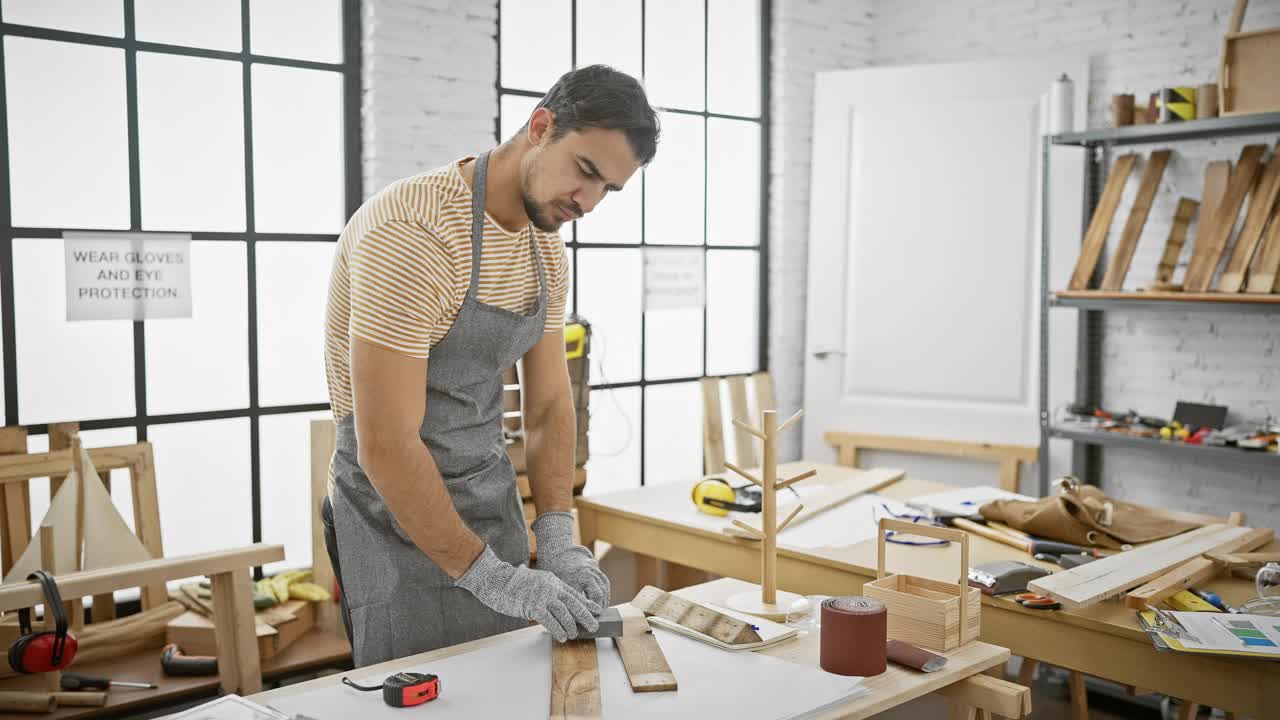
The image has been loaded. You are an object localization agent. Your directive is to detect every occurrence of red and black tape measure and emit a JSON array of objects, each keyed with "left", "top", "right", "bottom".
[{"left": 342, "top": 671, "right": 441, "bottom": 707}]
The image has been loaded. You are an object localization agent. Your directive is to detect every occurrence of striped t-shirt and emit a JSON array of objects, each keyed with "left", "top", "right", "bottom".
[{"left": 324, "top": 157, "right": 570, "bottom": 426}]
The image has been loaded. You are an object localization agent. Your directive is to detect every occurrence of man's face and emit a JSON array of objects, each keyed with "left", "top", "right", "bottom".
[{"left": 519, "top": 110, "right": 643, "bottom": 233}]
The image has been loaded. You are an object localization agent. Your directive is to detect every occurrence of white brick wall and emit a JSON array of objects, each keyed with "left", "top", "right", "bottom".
[
  {"left": 856, "top": 0, "right": 1280, "bottom": 529},
  {"left": 362, "top": 0, "right": 497, "bottom": 197},
  {"left": 769, "top": 0, "right": 875, "bottom": 459}
]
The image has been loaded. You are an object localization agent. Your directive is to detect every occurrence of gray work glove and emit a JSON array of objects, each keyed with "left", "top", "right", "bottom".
[
  {"left": 455, "top": 545, "right": 600, "bottom": 642},
  {"left": 532, "top": 512, "right": 611, "bottom": 607}
]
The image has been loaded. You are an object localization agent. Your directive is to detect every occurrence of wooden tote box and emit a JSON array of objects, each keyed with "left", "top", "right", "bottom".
[{"left": 864, "top": 518, "right": 981, "bottom": 652}]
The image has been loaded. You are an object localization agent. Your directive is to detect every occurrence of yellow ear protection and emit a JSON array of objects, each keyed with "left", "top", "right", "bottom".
[{"left": 691, "top": 477, "right": 762, "bottom": 517}]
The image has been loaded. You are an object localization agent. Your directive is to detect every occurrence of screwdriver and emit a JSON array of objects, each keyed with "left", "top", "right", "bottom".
[{"left": 60, "top": 672, "right": 157, "bottom": 691}]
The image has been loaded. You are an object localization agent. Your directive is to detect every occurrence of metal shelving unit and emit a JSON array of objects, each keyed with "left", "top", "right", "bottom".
[{"left": 1036, "top": 113, "right": 1280, "bottom": 495}]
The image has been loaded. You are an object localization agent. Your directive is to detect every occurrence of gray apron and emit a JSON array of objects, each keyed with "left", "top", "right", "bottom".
[{"left": 330, "top": 151, "right": 547, "bottom": 667}]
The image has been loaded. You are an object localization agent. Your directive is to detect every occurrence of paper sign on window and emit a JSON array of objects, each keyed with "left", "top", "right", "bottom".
[
  {"left": 64, "top": 232, "right": 192, "bottom": 321},
  {"left": 643, "top": 247, "right": 705, "bottom": 310}
]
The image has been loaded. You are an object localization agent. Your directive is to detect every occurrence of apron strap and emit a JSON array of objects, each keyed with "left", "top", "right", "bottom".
[{"left": 468, "top": 152, "right": 489, "bottom": 301}]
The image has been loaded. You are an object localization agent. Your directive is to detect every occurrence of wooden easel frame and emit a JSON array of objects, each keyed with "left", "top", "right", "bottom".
[{"left": 0, "top": 426, "right": 166, "bottom": 613}]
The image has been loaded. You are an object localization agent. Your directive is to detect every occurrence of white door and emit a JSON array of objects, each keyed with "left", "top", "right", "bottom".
[{"left": 801, "top": 56, "right": 1087, "bottom": 491}]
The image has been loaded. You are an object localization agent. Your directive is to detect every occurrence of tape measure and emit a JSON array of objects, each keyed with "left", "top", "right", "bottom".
[{"left": 342, "top": 672, "right": 441, "bottom": 707}]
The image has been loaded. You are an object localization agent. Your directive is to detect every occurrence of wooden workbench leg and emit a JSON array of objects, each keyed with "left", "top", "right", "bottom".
[
  {"left": 998, "top": 458, "right": 1018, "bottom": 492},
  {"left": 1068, "top": 671, "right": 1088, "bottom": 720},
  {"left": 576, "top": 505, "right": 598, "bottom": 555},
  {"left": 210, "top": 569, "right": 262, "bottom": 695},
  {"left": 1175, "top": 700, "right": 1200, "bottom": 720},
  {"left": 946, "top": 702, "right": 976, "bottom": 720},
  {"left": 1016, "top": 658, "right": 1038, "bottom": 688}
]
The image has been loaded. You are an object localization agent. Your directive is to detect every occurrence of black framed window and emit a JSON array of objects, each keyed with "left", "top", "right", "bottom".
[
  {"left": 0, "top": 0, "right": 361, "bottom": 574},
  {"left": 497, "top": 0, "right": 771, "bottom": 492}
]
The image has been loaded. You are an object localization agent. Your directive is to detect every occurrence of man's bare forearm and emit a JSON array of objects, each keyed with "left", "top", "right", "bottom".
[
  {"left": 359, "top": 434, "right": 484, "bottom": 579},
  {"left": 525, "top": 392, "right": 576, "bottom": 516}
]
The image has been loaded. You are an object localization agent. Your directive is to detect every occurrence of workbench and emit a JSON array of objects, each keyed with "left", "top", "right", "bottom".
[
  {"left": 250, "top": 577, "right": 1023, "bottom": 719},
  {"left": 575, "top": 463, "right": 1280, "bottom": 717}
]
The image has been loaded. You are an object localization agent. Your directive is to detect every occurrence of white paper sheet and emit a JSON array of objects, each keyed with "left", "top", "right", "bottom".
[
  {"left": 267, "top": 629, "right": 866, "bottom": 720},
  {"left": 907, "top": 486, "right": 1035, "bottom": 518},
  {"left": 774, "top": 494, "right": 914, "bottom": 549}
]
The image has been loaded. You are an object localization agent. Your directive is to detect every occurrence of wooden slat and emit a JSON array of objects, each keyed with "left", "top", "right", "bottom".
[
  {"left": 550, "top": 638, "right": 601, "bottom": 719},
  {"left": 47, "top": 423, "right": 77, "bottom": 499},
  {"left": 1124, "top": 527, "right": 1273, "bottom": 608},
  {"left": 1246, "top": 204, "right": 1280, "bottom": 292},
  {"left": 0, "top": 544, "right": 283, "bottom": 612},
  {"left": 1027, "top": 524, "right": 1251, "bottom": 608},
  {"left": 1183, "top": 160, "right": 1232, "bottom": 285},
  {"left": 210, "top": 568, "right": 263, "bottom": 694},
  {"left": 1068, "top": 153, "right": 1137, "bottom": 290},
  {"left": 700, "top": 378, "right": 726, "bottom": 475},
  {"left": 611, "top": 606, "right": 676, "bottom": 693},
  {"left": 0, "top": 444, "right": 149, "bottom": 484},
  {"left": 631, "top": 585, "right": 761, "bottom": 645},
  {"left": 1154, "top": 198, "right": 1198, "bottom": 284},
  {"left": 0, "top": 427, "right": 30, "bottom": 577},
  {"left": 1219, "top": 144, "right": 1280, "bottom": 291},
  {"left": 128, "top": 445, "right": 167, "bottom": 610},
  {"left": 1101, "top": 150, "right": 1171, "bottom": 291},
  {"left": 1184, "top": 145, "right": 1267, "bottom": 292},
  {"left": 751, "top": 371, "right": 775, "bottom": 413},
  {"left": 726, "top": 376, "right": 754, "bottom": 467},
  {"left": 823, "top": 431, "right": 1039, "bottom": 464}
]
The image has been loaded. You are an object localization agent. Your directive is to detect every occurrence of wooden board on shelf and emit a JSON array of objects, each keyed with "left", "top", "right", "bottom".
[
  {"left": 1027, "top": 524, "right": 1252, "bottom": 609},
  {"left": 1101, "top": 150, "right": 1171, "bottom": 291},
  {"left": 1246, "top": 204, "right": 1280, "bottom": 292},
  {"left": 1218, "top": 144, "right": 1280, "bottom": 291},
  {"left": 1153, "top": 198, "right": 1198, "bottom": 285},
  {"left": 1055, "top": 289, "right": 1280, "bottom": 304},
  {"left": 1068, "top": 153, "right": 1137, "bottom": 290},
  {"left": 1183, "top": 160, "right": 1233, "bottom": 287},
  {"left": 1183, "top": 144, "right": 1267, "bottom": 292}
]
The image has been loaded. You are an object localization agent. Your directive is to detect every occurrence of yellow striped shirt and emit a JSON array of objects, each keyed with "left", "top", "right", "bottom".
[{"left": 325, "top": 157, "right": 570, "bottom": 425}]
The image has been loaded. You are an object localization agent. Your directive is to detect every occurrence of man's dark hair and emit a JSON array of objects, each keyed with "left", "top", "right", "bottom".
[{"left": 523, "top": 64, "right": 660, "bottom": 165}]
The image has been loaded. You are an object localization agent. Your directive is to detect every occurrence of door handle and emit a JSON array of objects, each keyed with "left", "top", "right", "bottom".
[{"left": 812, "top": 348, "right": 847, "bottom": 359}]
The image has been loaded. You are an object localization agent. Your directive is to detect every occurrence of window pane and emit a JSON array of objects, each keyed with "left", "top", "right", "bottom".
[
  {"left": 707, "top": 118, "right": 760, "bottom": 247},
  {"left": 138, "top": 53, "right": 246, "bottom": 232},
  {"left": 500, "top": 94, "right": 538, "bottom": 144},
  {"left": 4, "top": 38, "right": 129, "bottom": 229},
  {"left": 257, "top": 241, "right": 332, "bottom": 406},
  {"left": 500, "top": 0, "right": 570, "bottom": 92},
  {"left": 644, "top": 306, "right": 703, "bottom": 380},
  {"left": 146, "top": 241, "right": 249, "bottom": 414},
  {"left": 707, "top": 0, "right": 760, "bottom": 117},
  {"left": 577, "top": 173, "right": 640, "bottom": 245},
  {"left": 260, "top": 411, "right": 332, "bottom": 573},
  {"left": 644, "top": 0, "right": 703, "bottom": 110},
  {"left": 644, "top": 382, "right": 701, "bottom": 486},
  {"left": 26, "top": 428, "right": 138, "bottom": 543},
  {"left": 251, "top": 66, "right": 344, "bottom": 234},
  {"left": 250, "top": 0, "right": 342, "bottom": 63},
  {"left": 584, "top": 387, "right": 639, "bottom": 495},
  {"left": 1, "top": 0, "right": 123, "bottom": 36},
  {"left": 135, "top": 0, "right": 241, "bottom": 51},
  {"left": 576, "top": 0, "right": 641, "bottom": 80},
  {"left": 150, "top": 418, "right": 251, "bottom": 558},
  {"left": 14, "top": 239, "right": 134, "bottom": 425},
  {"left": 577, "top": 249, "right": 641, "bottom": 384},
  {"left": 643, "top": 113, "right": 703, "bottom": 246},
  {"left": 706, "top": 250, "right": 758, "bottom": 375}
]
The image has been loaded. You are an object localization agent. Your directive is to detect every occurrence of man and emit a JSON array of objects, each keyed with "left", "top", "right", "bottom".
[{"left": 321, "top": 65, "right": 660, "bottom": 667}]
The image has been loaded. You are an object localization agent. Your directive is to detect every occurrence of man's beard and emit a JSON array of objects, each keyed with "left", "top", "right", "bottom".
[{"left": 522, "top": 191, "right": 561, "bottom": 233}]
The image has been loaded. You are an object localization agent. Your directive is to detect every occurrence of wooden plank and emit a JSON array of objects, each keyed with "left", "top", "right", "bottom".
[
  {"left": 550, "top": 638, "right": 601, "bottom": 720},
  {"left": 1124, "top": 527, "right": 1273, "bottom": 608},
  {"left": 726, "top": 467, "right": 905, "bottom": 539},
  {"left": 128, "top": 444, "right": 167, "bottom": 610},
  {"left": 47, "top": 423, "right": 77, "bottom": 499},
  {"left": 1101, "top": 150, "right": 1171, "bottom": 290},
  {"left": 1183, "top": 161, "right": 1233, "bottom": 286},
  {"left": 751, "top": 371, "right": 775, "bottom": 413},
  {"left": 1246, "top": 204, "right": 1280, "bottom": 292},
  {"left": 630, "top": 585, "right": 761, "bottom": 645},
  {"left": 1184, "top": 145, "right": 1266, "bottom": 292},
  {"left": 700, "top": 378, "right": 726, "bottom": 475},
  {"left": 309, "top": 419, "right": 341, "bottom": 635},
  {"left": 1219, "top": 145, "right": 1280, "bottom": 291},
  {"left": 726, "top": 376, "right": 754, "bottom": 467},
  {"left": 933, "top": 673, "right": 1031, "bottom": 719},
  {"left": 1069, "top": 154, "right": 1137, "bottom": 290},
  {"left": 823, "top": 431, "right": 1038, "bottom": 464},
  {"left": 1153, "top": 198, "right": 1198, "bottom": 285},
  {"left": 0, "top": 427, "right": 29, "bottom": 577},
  {"left": 1027, "top": 524, "right": 1251, "bottom": 609},
  {"left": 612, "top": 634, "right": 675, "bottom": 692},
  {"left": 210, "top": 569, "right": 263, "bottom": 694}
]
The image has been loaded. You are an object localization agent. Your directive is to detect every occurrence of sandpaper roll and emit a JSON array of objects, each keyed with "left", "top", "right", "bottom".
[
  {"left": 820, "top": 597, "right": 886, "bottom": 677},
  {"left": 886, "top": 639, "right": 947, "bottom": 672}
]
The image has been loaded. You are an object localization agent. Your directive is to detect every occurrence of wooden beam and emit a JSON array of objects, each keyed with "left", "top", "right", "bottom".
[
  {"left": 700, "top": 378, "right": 726, "bottom": 475},
  {"left": 1246, "top": 202, "right": 1280, "bottom": 292},
  {"left": 0, "top": 427, "right": 30, "bottom": 577},
  {"left": 1219, "top": 144, "right": 1280, "bottom": 291},
  {"left": 0, "top": 444, "right": 150, "bottom": 485},
  {"left": 934, "top": 673, "right": 1032, "bottom": 719},
  {"left": 1069, "top": 153, "right": 1138, "bottom": 289},
  {"left": 1184, "top": 144, "right": 1266, "bottom": 292},
  {"left": 1153, "top": 198, "right": 1198, "bottom": 284},
  {"left": 611, "top": 606, "right": 676, "bottom": 693},
  {"left": 1124, "top": 527, "right": 1273, "bottom": 609},
  {"left": 551, "top": 638, "right": 601, "bottom": 719},
  {"left": 210, "top": 568, "right": 262, "bottom": 694},
  {"left": 727, "top": 376, "right": 755, "bottom": 467},
  {"left": 824, "top": 431, "right": 1038, "bottom": 464},
  {"left": 1101, "top": 150, "right": 1171, "bottom": 291},
  {"left": 0, "top": 544, "right": 283, "bottom": 612}
]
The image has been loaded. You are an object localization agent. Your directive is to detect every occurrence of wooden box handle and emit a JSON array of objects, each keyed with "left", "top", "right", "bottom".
[{"left": 876, "top": 517, "right": 972, "bottom": 639}]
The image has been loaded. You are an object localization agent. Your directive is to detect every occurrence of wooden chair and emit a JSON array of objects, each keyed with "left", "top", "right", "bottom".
[
  {"left": 824, "top": 431, "right": 1037, "bottom": 493},
  {"left": 701, "top": 372, "right": 777, "bottom": 475}
]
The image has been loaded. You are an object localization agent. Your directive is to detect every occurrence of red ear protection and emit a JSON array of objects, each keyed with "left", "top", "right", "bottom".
[{"left": 7, "top": 571, "right": 77, "bottom": 674}]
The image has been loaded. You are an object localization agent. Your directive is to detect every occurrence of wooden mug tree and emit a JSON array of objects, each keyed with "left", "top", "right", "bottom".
[{"left": 723, "top": 408, "right": 818, "bottom": 621}]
